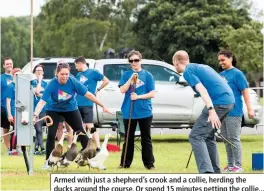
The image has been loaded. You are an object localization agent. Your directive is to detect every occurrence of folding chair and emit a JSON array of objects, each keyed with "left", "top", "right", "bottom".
[{"left": 116, "top": 111, "right": 141, "bottom": 151}]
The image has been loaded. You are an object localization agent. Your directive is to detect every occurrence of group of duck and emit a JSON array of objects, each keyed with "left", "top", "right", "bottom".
[{"left": 46, "top": 130, "right": 113, "bottom": 171}]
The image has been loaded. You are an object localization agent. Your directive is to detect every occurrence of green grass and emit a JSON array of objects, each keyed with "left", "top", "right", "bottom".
[{"left": 1, "top": 134, "right": 264, "bottom": 190}]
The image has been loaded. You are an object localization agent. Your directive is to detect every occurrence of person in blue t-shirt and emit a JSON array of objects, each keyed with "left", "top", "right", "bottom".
[
  {"left": 75, "top": 56, "right": 109, "bottom": 154},
  {"left": 31, "top": 64, "right": 48, "bottom": 155},
  {"left": 6, "top": 68, "right": 22, "bottom": 155},
  {"left": 1, "top": 57, "right": 14, "bottom": 155},
  {"left": 32, "top": 62, "right": 113, "bottom": 170},
  {"left": 118, "top": 50, "right": 156, "bottom": 170},
  {"left": 218, "top": 50, "right": 254, "bottom": 173},
  {"left": 173, "top": 50, "right": 234, "bottom": 173}
]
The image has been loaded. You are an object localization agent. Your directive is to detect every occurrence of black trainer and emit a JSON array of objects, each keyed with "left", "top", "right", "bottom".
[{"left": 145, "top": 164, "right": 155, "bottom": 170}]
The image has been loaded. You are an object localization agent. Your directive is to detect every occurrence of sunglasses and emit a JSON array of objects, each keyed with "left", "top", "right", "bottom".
[{"left": 128, "top": 59, "right": 140, "bottom": 63}]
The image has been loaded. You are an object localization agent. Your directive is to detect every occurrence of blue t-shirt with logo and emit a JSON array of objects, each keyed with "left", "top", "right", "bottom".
[
  {"left": 42, "top": 76, "right": 88, "bottom": 112},
  {"left": 6, "top": 82, "right": 15, "bottom": 116},
  {"left": 76, "top": 69, "right": 104, "bottom": 107},
  {"left": 220, "top": 67, "right": 248, "bottom": 116},
  {"left": 119, "top": 69, "right": 155, "bottom": 119},
  {"left": 31, "top": 79, "right": 48, "bottom": 114},
  {"left": 0, "top": 73, "right": 13, "bottom": 109},
  {"left": 183, "top": 63, "right": 234, "bottom": 105}
]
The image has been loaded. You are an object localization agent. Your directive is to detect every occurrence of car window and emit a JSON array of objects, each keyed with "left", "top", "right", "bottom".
[
  {"left": 39, "top": 62, "right": 78, "bottom": 79},
  {"left": 142, "top": 64, "right": 179, "bottom": 82},
  {"left": 103, "top": 64, "right": 131, "bottom": 81},
  {"left": 103, "top": 63, "right": 180, "bottom": 82}
]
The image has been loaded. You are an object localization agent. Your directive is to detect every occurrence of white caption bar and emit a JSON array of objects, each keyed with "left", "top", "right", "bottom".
[{"left": 51, "top": 174, "right": 264, "bottom": 191}]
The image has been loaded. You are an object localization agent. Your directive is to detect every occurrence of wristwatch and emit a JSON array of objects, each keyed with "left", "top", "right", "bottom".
[{"left": 207, "top": 106, "right": 214, "bottom": 111}]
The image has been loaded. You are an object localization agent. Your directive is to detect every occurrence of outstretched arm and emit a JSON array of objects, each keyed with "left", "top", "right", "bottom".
[{"left": 84, "top": 92, "right": 113, "bottom": 114}]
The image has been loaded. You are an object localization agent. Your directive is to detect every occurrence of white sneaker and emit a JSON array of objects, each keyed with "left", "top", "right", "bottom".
[
  {"left": 16, "top": 147, "right": 23, "bottom": 154},
  {"left": 42, "top": 160, "right": 51, "bottom": 170}
]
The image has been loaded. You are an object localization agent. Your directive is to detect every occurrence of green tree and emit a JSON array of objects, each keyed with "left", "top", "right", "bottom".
[
  {"left": 221, "top": 21, "right": 263, "bottom": 94},
  {"left": 133, "top": 0, "right": 252, "bottom": 68},
  {"left": 1, "top": 17, "right": 30, "bottom": 69},
  {"left": 34, "top": 0, "right": 141, "bottom": 58}
]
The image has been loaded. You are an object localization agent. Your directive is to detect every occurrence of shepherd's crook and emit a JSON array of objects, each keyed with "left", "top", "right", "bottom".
[
  {"left": 0, "top": 116, "right": 53, "bottom": 138},
  {"left": 35, "top": 115, "right": 53, "bottom": 126},
  {"left": 185, "top": 128, "right": 236, "bottom": 169},
  {"left": 214, "top": 129, "right": 236, "bottom": 148},
  {"left": 123, "top": 73, "right": 138, "bottom": 168},
  {"left": 186, "top": 149, "right": 193, "bottom": 169}
]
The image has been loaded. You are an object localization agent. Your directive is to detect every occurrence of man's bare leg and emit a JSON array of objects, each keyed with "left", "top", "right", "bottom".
[
  {"left": 87, "top": 123, "right": 101, "bottom": 151},
  {"left": 3, "top": 128, "right": 10, "bottom": 150}
]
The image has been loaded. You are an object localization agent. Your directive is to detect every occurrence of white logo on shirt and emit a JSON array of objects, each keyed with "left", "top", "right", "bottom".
[
  {"left": 80, "top": 75, "right": 88, "bottom": 84},
  {"left": 58, "top": 90, "right": 72, "bottom": 101},
  {"left": 135, "top": 79, "right": 145, "bottom": 89},
  {"left": 7, "top": 79, "right": 12, "bottom": 85}
]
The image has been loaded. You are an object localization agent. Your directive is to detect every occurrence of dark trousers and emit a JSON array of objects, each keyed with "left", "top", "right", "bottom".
[
  {"left": 34, "top": 112, "right": 45, "bottom": 150},
  {"left": 45, "top": 110, "right": 88, "bottom": 160},
  {"left": 120, "top": 115, "right": 155, "bottom": 167},
  {"left": 189, "top": 104, "right": 234, "bottom": 173}
]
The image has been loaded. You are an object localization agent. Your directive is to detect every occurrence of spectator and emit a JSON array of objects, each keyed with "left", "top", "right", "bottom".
[
  {"left": 172, "top": 50, "right": 234, "bottom": 173},
  {"left": 1, "top": 57, "right": 14, "bottom": 155},
  {"left": 218, "top": 50, "right": 254, "bottom": 173},
  {"left": 75, "top": 56, "right": 109, "bottom": 153},
  {"left": 118, "top": 50, "right": 156, "bottom": 170},
  {"left": 32, "top": 62, "right": 112, "bottom": 169},
  {"left": 6, "top": 68, "right": 22, "bottom": 155},
  {"left": 31, "top": 64, "right": 48, "bottom": 155}
]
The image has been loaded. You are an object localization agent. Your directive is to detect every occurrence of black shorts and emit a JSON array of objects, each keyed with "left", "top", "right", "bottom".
[
  {"left": 1, "top": 106, "right": 10, "bottom": 129},
  {"left": 78, "top": 106, "right": 96, "bottom": 133}
]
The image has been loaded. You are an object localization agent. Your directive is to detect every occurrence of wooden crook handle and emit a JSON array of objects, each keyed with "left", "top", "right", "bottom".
[
  {"left": 35, "top": 116, "right": 53, "bottom": 126},
  {"left": 0, "top": 130, "right": 15, "bottom": 138},
  {"left": 132, "top": 73, "right": 138, "bottom": 84}
]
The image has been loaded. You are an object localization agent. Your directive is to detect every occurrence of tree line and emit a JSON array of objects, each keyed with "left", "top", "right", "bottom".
[{"left": 1, "top": 0, "right": 263, "bottom": 89}]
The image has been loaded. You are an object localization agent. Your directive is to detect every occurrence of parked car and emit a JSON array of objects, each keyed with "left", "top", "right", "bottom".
[{"left": 22, "top": 58, "right": 262, "bottom": 129}]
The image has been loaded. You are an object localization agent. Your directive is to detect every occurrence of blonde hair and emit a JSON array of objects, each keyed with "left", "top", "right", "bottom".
[{"left": 172, "top": 50, "right": 189, "bottom": 64}]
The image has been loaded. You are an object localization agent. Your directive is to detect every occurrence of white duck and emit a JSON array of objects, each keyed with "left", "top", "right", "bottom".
[{"left": 88, "top": 133, "right": 113, "bottom": 171}]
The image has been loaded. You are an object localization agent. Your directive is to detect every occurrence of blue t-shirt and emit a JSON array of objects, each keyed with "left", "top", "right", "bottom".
[
  {"left": 76, "top": 69, "right": 104, "bottom": 107},
  {"left": 119, "top": 69, "right": 155, "bottom": 119},
  {"left": 0, "top": 73, "right": 13, "bottom": 108},
  {"left": 220, "top": 68, "right": 248, "bottom": 116},
  {"left": 31, "top": 79, "right": 48, "bottom": 114},
  {"left": 6, "top": 82, "right": 15, "bottom": 116},
  {"left": 183, "top": 63, "right": 234, "bottom": 105},
  {"left": 42, "top": 76, "right": 88, "bottom": 112}
]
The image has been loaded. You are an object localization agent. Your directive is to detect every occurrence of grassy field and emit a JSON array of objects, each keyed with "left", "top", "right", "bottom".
[{"left": 1, "top": 134, "right": 263, "bottom": 190}]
